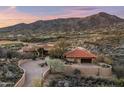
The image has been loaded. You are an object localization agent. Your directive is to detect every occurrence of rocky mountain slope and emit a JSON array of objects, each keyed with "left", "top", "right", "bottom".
[{"left": 0, "top": 12, "right": 124, "bottom": 33}]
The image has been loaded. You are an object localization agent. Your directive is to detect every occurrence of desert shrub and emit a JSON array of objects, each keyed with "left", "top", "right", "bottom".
[
  {"left": 21, "top": 52, "right": 34, "bottom": 59},
  {"left": 32, "top": 51, "right": 38, "bottom": 60},
  {"left": 95, "top": 54, "right": 112, "bottom": 65},
  {"left": 0, "top": 47, "right": 22, "bottom": 60},
  {"left": 0, "top": 47, "right": 7, "bottom": 58},
  {"left": 104, "top": 57, "right": 113, "bottom": 65},
  {"left": 46, "top": 57, "right": 65, "bottom": 73},
  {"left": 94, "top": 54, "right": 104, "bottom": 63},
  {"left": 114, "top": 79, "right": 124, "bottom": 87},
  {"left": 47, "top": 74, "right": 117, "bottom": 87},
  {"left": 37, "top": 48, "right": 45, "bottom": 57},
  {"left": 0, "top": 63, "right": 23, "bottom": 86},
  {"left": 7, "top": 50, "right": 21, "bottom": 59},
  {"left": 32, "top": 78, "right": 44, "bottom": 87},
  {"left": 73, "top": 69, "right": 81, "bottom": 75},
  {"left": 49, "top": 39, "right": 70, "bottom": 58},
  {"left": 1, "top": 43, "right": 24, "bottom": 51},
  {"left": 92, "top": 59, "right": 98, "bottom": 64},
  {"left": 21, "top": 51, "right": 38, "bottom": 60},
  {"left": 112, "top": 65, "right": 124, "bottom": 79},
  {"left": 48, "top": 79, "right": 58, "bottom": 87}
]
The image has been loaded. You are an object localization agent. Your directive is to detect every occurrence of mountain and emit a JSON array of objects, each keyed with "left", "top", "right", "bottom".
[
  {"left": 80, "top": 12, "right": 124, "bottom": 26},
  {"left": 0, "top": 12, "right": 124, "bottom": 33}
]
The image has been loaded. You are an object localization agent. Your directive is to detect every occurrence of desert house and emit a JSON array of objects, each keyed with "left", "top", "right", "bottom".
[
  {"left": 64, "top": 47, "right": 112, "bottom": 77},
  {"left": 22, "top": 43, "right": 54, "bottom": 56},
  {"left": 64, "top": 47, "right": 96, "bottom": 64},
  {"left": 37, "top": 43, "right": 54, "bottom": 56},
  {"left": 22, "top": 45, "right": 36, "bottom": 52},
  {"left": 37, "top": 43, "right": 54, "bottom": 51}
]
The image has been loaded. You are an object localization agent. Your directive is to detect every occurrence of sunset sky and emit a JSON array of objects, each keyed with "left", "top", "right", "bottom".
[{"left": 0, "top": 6, "right": 124, "bottom": 28}]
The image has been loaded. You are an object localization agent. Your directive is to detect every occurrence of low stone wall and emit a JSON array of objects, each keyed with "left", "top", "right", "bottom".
[
  {"left": 99, "top": 67, "right": 112, "bottom": 77},
  {"left": 64, "top": 65, "right": 112, "bottom": 78},
  {"left": 14, "top": 60, "right": 27, "bottom": 87},
  {"left": 42, "top": 67, "right": 50, "bottom": 80}
]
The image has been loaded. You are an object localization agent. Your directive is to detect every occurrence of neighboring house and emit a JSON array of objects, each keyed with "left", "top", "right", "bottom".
[
  {"left": 37, "top": 44, "right": 54, "bottom": 56},
  {"left": 8, "top": 34, "right": 14, "bottom": 38},
  {"left": 22, "top": 43, "right": 54, "bottom": 56},
  {"left": 22, "top": 45, "right": 36, "bottom": 52},
  {"left": 37, "top": 43, "right": 54, "bottom": 51},
  {"left": 64, "top": 47, "right": 96, "bottom": 64}
]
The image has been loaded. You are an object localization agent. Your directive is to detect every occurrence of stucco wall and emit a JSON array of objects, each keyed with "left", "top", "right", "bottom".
[
  {"left": 66, "top": 58, "right": 75, "bottom": 62},
  {"left": 64, "top": 65, "right": 112, "bottom": 78},
  {"left": 66, "top": 58, "right": 81, "bottom": 63},
  {"left": 99, "top": 67, "right": 112, "bottom": 77}
]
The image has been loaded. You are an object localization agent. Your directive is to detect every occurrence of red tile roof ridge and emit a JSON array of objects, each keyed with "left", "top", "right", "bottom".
[{"left": 64, "top": 47, "right": 96, "bottom": 58}]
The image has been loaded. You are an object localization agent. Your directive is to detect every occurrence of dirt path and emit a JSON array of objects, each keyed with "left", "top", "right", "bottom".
[{"left": 20, "top": 59, "right": 48, "bottom": 87}]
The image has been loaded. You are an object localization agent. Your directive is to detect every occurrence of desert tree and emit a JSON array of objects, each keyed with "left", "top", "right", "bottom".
[{"left": 49, "top": 39, "right": 70, "bottom": 58}]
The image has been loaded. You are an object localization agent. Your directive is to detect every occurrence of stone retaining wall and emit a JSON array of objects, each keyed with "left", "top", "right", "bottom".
[
  {"left": 64, "top": 65, "right": 112, "bottom": 78},
  {"left": 14, "top": 60, "right": 27, "bottom": 87}
]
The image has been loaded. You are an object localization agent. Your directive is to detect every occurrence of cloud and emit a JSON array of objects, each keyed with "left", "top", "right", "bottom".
[
  {"left": 0, "top": 6, "right": 41, "bottom": 28},
  {"left": 0, "top": 6, "right": 40, "bottom": 19},
  {"left": 40, "top": 6, "right": 99, "bottom": 20},
  {"left": 59, "top": 6, "right": 98, "bottom": 11},
  {"left": 40, "top": 8, "right": 94, "bottom": 20},
  {"left": 9, "top": 6, "right": 16, "bottom": 9},
  {"left": 74, "top": 6, "right": 98, "bottom": 11}
]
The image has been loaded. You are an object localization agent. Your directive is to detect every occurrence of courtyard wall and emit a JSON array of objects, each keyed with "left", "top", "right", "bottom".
[{"left": 64, "top": 64, "right": 112, "bottom": 78}]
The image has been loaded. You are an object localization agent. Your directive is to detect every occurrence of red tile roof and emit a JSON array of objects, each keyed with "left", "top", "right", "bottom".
[{"left": 64, "top": 47, "right": 96, "bottom": 58}]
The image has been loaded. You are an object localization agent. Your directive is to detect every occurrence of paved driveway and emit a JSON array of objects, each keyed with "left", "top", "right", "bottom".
[{"left": 20, "top": 59, "right": 48, "bottom": 87}]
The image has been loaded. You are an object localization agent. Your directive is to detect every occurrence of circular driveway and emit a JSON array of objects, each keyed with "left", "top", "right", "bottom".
[{"left": 20, "top": 59, "right": 48, "bottom": 87}]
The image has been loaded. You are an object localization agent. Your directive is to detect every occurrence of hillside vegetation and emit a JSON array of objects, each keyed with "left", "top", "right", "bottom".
[{"left": 0, "top": 12, "right": 124, "bottom": 79}]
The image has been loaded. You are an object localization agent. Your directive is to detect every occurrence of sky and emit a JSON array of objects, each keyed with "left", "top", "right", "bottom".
[{"left": 0, "top": 6, "right": 124, "bottom": 28}]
